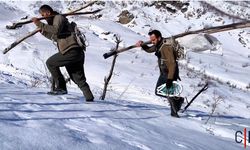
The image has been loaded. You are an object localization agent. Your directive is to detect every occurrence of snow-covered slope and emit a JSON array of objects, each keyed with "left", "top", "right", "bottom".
[
  {"left": 0, "top": 83, "right": 245, "bottom": 150},
  {"left": 0, "top": 1, "right": 249, "bottom": 150}
]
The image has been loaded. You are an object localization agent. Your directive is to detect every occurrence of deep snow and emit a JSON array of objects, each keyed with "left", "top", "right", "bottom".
[{"left": 0, "top": 1, "right": 249, "bottom": 150}]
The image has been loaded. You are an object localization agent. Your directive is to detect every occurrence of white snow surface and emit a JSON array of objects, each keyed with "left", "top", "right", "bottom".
[{"left": 0, "top": 1, "right": 249, "bottom": 150}]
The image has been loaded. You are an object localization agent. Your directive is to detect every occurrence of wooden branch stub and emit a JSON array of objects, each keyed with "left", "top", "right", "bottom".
[{"left": 101, "top": 35, "right": 122, "bottom": 100}]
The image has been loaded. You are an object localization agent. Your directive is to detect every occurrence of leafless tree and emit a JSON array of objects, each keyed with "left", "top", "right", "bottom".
[
  {"left": 205, "top": 91, "right": 224, "bottom": 124},
  {"left": 101, "top": 35, "right": 122, "bottom": 100}
]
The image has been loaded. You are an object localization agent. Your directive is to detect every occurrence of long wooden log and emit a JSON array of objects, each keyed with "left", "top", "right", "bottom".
[
  {"left": 67, "top": 1, "right": 97, "bottom": 14},
  {"left": 6, "top": 9, "right": 102, "bottom": 29},
  {"left": 3, "top": 1, "right": 101, "bottom": 54},
  {"left": 3, "top": 28, "right": 41, "bottom": 54},
  {"left": 172, "top": 21, "right": 250, "bottom": 39},
  {"left": 3, "top": 9, "right": 102, "bottom": 54},
  {"left": 103, "top": 21, "right": 250, "bottom": 59},
  {"left": 6, "top": 1, "right": 98, "bottom": 29},
  {"left": 103, "top": 41, "right": 151, "bottom": 59}
]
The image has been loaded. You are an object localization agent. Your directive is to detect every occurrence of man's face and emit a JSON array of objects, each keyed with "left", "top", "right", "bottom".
[
  {"left": 39, "top": 10, "right": 53, "bottom": 24},
  {"left": 39, "top": 10, "right": 51, "bottom": 17},
  {"left": 149, "top": 34, "right": 161, "bottom": 45}
]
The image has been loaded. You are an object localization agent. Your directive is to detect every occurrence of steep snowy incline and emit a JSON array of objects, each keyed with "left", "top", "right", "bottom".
[
  {"left": 0, "top": 82, "right": 245, "bottom": 150},
  {"left": 0, "top": 1, "right": 250, "bottom": 150}
]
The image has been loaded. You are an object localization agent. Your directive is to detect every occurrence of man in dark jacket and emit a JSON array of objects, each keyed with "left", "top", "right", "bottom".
[
  {"left": 32, "top": 5, "right": 94, "bottom": 102},
  {"left": 136, "top": 30, "right": 184, "bottom": 117}
]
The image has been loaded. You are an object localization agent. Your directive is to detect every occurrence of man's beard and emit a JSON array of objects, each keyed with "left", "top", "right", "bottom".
[{"left": 46, "top": 17, "right": 53, "bottom": 25}]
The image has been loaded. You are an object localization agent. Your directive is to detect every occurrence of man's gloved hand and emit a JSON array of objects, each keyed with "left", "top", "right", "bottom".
[
  {"left": 166, "top": 79, "right": 173, "bottom": 88},
  {"left": 31, "top": 17, "right": 40, "bottom": 26},
  {"left": 135, "top": 41, "right": 143, "bottom": 47}
]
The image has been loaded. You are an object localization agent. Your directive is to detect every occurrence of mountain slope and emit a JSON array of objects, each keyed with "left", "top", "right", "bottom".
[
  {"left": 0, "top": 82, "right": 244, "bottom": 150},
  {"left": 0, "top": 1, "right": 249, "bottom": 150}
]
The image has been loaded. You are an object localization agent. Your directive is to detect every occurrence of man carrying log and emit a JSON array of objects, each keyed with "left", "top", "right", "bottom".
[
  {"left": 32, "top": 5, "right": 94, "bottom": 102},
  {"left": 136, "top": 30, "right": 184, "bottom": 117}
]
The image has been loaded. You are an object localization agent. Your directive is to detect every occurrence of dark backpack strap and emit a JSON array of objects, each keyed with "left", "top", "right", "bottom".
[{"left": 57, "top": 16, "right": 71, "bottom": 39}]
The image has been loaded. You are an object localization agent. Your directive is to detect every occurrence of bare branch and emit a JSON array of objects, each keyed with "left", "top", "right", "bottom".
[
  {"left": 205, "top": 91, "right": 224, "bottom": 124},
  {"left": 103, "top": 40, "right": 151, "bottom": 59},
  {"left": 3, "top": 2, "right": 101, "bottom": 54},
  {"left": 68, "top": 1, "right": 97, "bottom": 14},
  {"left": 173, "top": 21, "right": 250, "bottom": 39},
  {"left": 103, "top": 21, "right": 250, "bottom": 59},
  {"left": 6, "top": 9, "right": 102, "bottom": 29},
  {"left": 101, "top": 35, "right": 122, "bottom": 100},
  {"left": 3, "top": 28, "right": 41, "bottom": 54}
]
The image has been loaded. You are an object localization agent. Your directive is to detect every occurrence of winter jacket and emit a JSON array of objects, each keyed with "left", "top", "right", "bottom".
[
  {"left": 142, "top": 38, "right": 180, "bottom": 81},
  {"left": 37, "top": 15, "right": 80, "bottom": 54}
]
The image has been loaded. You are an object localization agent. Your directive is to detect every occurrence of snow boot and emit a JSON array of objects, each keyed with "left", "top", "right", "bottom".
[
  {"left": 47, "top": 89, "right": 68, "bottom": 95},
  {"left": 174, "top": 97, "right": 184, "bottom": 112},
  {"left": 168, "top": 97, "right": 180, "bottom": 118}
]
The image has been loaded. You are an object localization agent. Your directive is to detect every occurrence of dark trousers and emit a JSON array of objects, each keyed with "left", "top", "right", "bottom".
[
  {"left": 46, "top": 48, "right": 94, "bottom": 100},
  {"left": 155, "top": 73, "right": 183, "bottom": 114}
]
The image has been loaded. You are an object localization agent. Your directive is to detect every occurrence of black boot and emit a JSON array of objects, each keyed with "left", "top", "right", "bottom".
[
  {"left": 168, "top": 98, "right": 180, "bottom": 118},
  {"left": 80, "top": 84, "right": 94, "bottom": 102},
  {"left": 57, "top": 77, "right": 67, "bottom": 92},
  {"left": 47, "top": 88, "right": 67, "bottom": 95},
  {"left": 48, "top": 78, "right": 67, "bottom": 95},
  {"left": 174, "top": 97, "right": 184, "bottom": 112},
  {"left": 171, "top": 108, "right": 180, "bottom": 118}
]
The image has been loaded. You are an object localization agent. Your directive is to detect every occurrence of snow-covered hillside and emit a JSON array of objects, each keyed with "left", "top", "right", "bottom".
[
  {"left": 0, "top": 1, "right": 249, "bottom": 150},
  {"left": 0, "top": 82, "right": 246, "bottom": 150}
]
